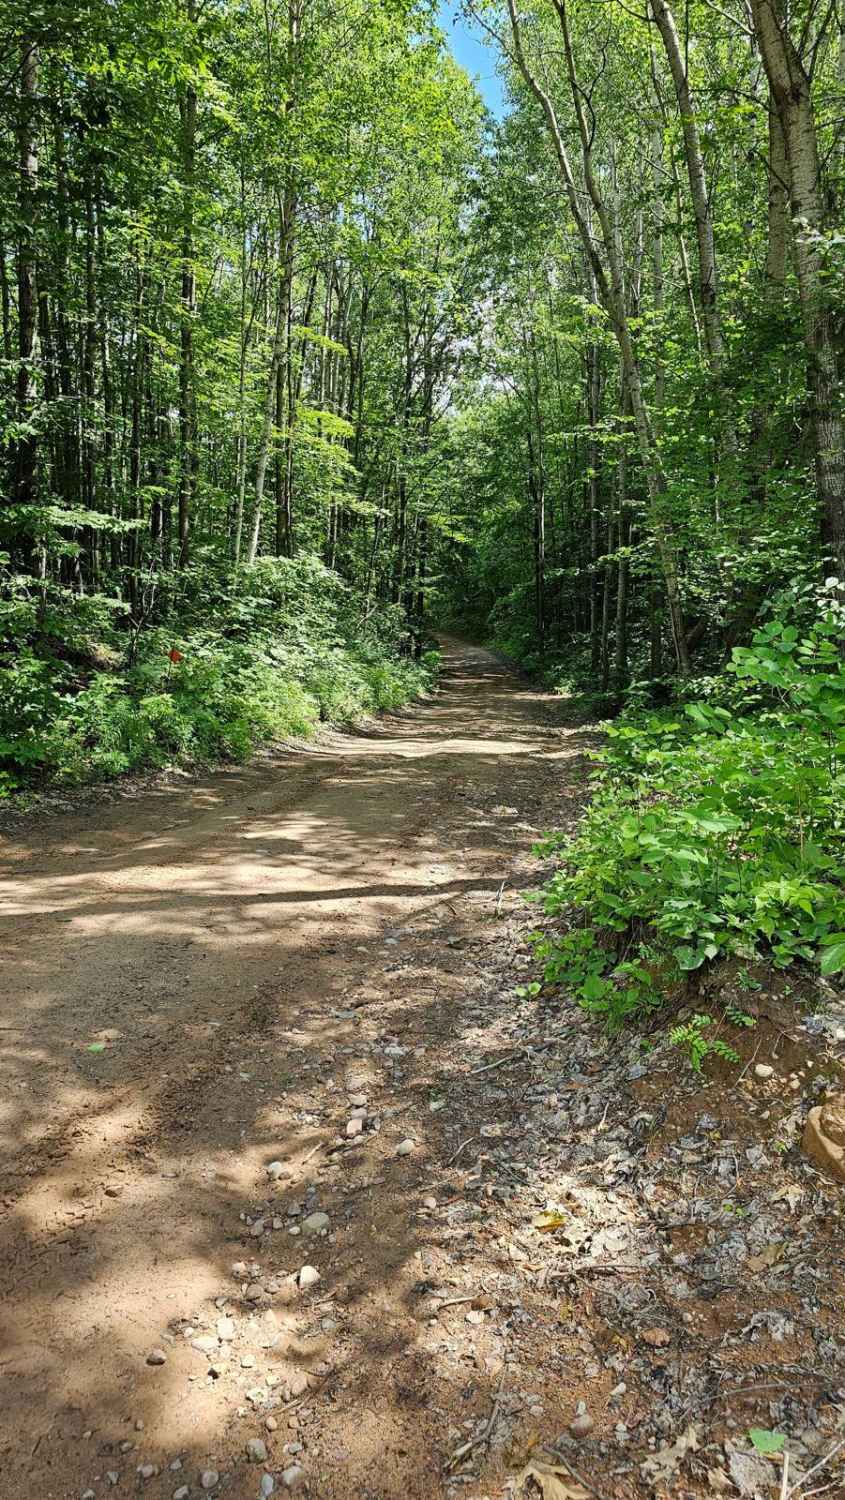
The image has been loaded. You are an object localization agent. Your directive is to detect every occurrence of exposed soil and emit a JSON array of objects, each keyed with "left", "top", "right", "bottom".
[{"left": 1, "top": 640, "right": 844, "bottom": 1500}]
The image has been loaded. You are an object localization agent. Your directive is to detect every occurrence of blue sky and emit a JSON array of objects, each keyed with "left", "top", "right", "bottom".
[{"left": 437, "top": 2, "right": 507, "bottom": 118}]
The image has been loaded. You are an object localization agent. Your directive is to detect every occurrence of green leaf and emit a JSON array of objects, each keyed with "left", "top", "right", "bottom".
[
  {"left": 748, "top": 1429, "right": 786, "bottom": 1456},
  {"left": 87, "top": 1042, "right": 107, "bottom": 1053},
  {"left": 820, "top": 939, "right": 845, "bottom": 975}
]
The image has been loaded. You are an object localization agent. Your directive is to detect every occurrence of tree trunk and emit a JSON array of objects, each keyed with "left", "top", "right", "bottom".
[
  {"left": 750, "top": 0, "right": 845, "bottom": 576},
  {"left": 12, "top": 36, "right": 39, "bottom": 528}
]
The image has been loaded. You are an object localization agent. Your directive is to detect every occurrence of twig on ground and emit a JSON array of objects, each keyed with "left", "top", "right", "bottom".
[
  {"left": 470, "top": 1041, "right": 555, "bottom": 1075},
  {"left": 548, "top": 1445, "right": 611, "bottom": 1500},
  {"left": 446, "top": 1136, "right": 477, "bottom": 1165},
  {"left": 786, "top": 1437, "right": 845, "bottom": 1498},
  {"left": 435, "top": 1294, "right": 478, "bottom": 1311},
  {"left": 780, "top": 1452, "right": 790, "bottom": 1500},
  {"left": 494, "top": 880, "right": 507, "bottom": 917},
  {"left": 736, "top": 1035, "right": 764, "bottom": 1083},
  {"left": 447, "top": 1367, "right": 506, "bottom": 1469},
  {"left": 279, "top": 1371, "right": 332, "bottom": 1418},
  {"left": 300, "top": 1140, "right": 324, "bottom": 1164}
]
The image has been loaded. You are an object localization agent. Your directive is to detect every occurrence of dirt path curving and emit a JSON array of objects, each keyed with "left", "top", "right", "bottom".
[{"left": 0, "top": 640, "right": 594, "bottom": 1500}]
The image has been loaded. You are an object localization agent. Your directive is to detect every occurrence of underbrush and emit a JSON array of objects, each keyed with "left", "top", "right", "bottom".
[
  {"left": 0, "top": 557, "right": 438, "bottom": 795},
  {"left": 531, "top": 598, "right": 845, "bottom": 1035}
]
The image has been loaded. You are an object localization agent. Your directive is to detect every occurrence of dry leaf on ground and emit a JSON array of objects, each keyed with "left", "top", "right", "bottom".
[{"left": 517, "top": 1451, "right": 591, "bottom": 1500}]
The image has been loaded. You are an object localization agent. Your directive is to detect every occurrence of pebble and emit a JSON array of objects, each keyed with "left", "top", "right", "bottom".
[
  {"left": 261, "top": 1477, "right": 276, "bottom": 1498},
  {"left": 266, "top": 1161, "right": 286, "bottom": 1179},
  {"left": 302, "top": 1211, "right": 330, "bottom": 1234},
  {"left": 250, "top": 1219, "right": 266, "bottom": 1237},
  {"left": 755, "top": 1063, "right": 775, "bottom": 1080},
  {"left": 82, "top": 1492, "right": 95, "bottom": 1499},
  {"left": 192, "top": 1335, "right": 218, "bottom": 1354},
  {"left": 246, "top": 1283, "right": 265, "bottom": 1301},
  {"left": 138, "top": 1463, "right": 157, "bottom": 1479},
  {"left": 201, "top": 1472, "right": 220, "bottom": 1491},
  {"left": 569, "top": 1413, "right": 595, "bottom": 1438},
  {"left": 281, "top": 1464, "right": 305, "bottom": 1490},
  {"left": 173, "top": 1489, "right": 189, "bottom": 1500},
  {"left": 217, "top": 1316, "right": 235, "bottom": 1341},
  {"left": 247, "top": 1437, "right": 268, "bottom": 1463},
  {"left": 146, "top": 1347, "right": 168, "bottom": 1365},
  {"left": 241, "top": 1353, "right": 256, "bottom": 1368},
  {"left": 298, "top": 1265, "right": 320, "bottom": 1289},
  {"left": 346, "top": 1117, "right": 363, "bottom": 1137},
  {"left": 396, "top": 1139, "right": 415, "bottom": 1156},
  {"left": 349, "top": 1094, "right": 367, "bottom": 1108},
  {"left": 423, "top": 1195, "right": 437, "bottom": 1210},
  {"left": 265, "top": 1416, "right": 278, "bottom": 1432}
]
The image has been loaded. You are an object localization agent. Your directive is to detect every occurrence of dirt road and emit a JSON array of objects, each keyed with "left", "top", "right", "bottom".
[{"left": 0, "top": 641, "right": 591, "bottom": 1500}]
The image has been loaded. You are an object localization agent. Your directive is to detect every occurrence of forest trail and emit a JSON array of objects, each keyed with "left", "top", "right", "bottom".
[{"left": 0, "top": 640, "right": 593, "bottom": 1499}]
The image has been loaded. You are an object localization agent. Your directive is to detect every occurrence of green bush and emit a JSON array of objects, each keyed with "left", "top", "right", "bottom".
[
  {"left": 532, "top": 605, "right": 845, "bottom": 1028},
  {"left": 0, "top": 559, "right": 439, "bottom": 794}
]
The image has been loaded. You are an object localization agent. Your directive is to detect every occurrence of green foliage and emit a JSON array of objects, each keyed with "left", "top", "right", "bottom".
[
  {"left": 531, "top": 600, "right": 845, "bottom": 1031},
  {"left": 0, "top": 561, "right": 438, "bottom": 793},
  {"left": 668, "top": 1014, "right": 741, "bottom": 1072}
]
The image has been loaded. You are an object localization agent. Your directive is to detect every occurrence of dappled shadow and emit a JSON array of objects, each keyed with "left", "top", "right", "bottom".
[{"left": 0, "top": 640, "right": 598, "bottom": 1498}]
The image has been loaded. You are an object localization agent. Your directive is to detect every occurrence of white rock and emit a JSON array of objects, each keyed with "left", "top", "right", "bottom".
[
  {"left": 260, "top": 1477, "right": 276, "bottom": 1498},
  {"left": 346, "top": 1118, "right": 363, "bottom": 1137},
  {"left": 191, "top": 1335, "right": 218, "bottom": 1354},
  {"left": 396, "top": 1139, "right": 415, "bottom": 1156},
  {"left": 266, "top": 1161, "right": 285, "bottom": 1179},
  {"left": 173, "top": 1489, "right": 189, "bottom": 1500},
  {"left": 298, "top": 1265, "right": 320, "bottom": 1290},
  {"left": 216, "top": 1316, "right": 235, "bottom": 1341},
  {"left": 281, "top": 1465, "right": 304, "bottom": 1490},
  {"left": 755, "top": 1064, "right": 775, "bottom": 1080},
  {"left": 200, "top": 1472, "right": 219, "bottom": 1492},
  {"left": 250, "top": 1218, "right": 266, "bottom": 1237},
  {"left": 303, "top": 1211, "right": 330, "bottom": 1234}
]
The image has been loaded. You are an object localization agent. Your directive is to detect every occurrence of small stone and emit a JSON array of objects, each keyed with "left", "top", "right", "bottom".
[
  {"left": 423, "top": 1195, "right": 437, "bottom": 1210},
  {"left": 201, "top": 1471, "right": 220, "bottom": 1491},
  {"left": 267, "top": 1161, "right": 286, "bottom": 1179},
  {"left": 250, "top": 1218, "right": 266, "bottom": 1237},
  {"left": 146, "top": 1347, "right": 168, "bottom": 1365},
  {"left": 281, "top": 1465, "right": 304, "bottom": 1490},
  {"left": 247, "top": 1437, "right": 268, "bottom": 1463},
  {"left": 266, "top": 1416, "right": 278, "bottom": 1432},
  {"left": 138, "top": 1463, "right": 156, "bottom": 1480},
  {"left": 246, "top": 1282, "right": 265, "bottom": 1301},
  {"left": 170, "top": 1459, "right": 183, "bottom": 1470},
  {"left": 302, "top": 1211, "right": 330, "bottom": 1234},
  {"left": 396, "top": 1139, "right": 415, "bottom": 1156},
  {"left": 83, "top": 1492, "right": 95, "bottom": 1499},
  {"left": 106, "top": 1475, "right": 119, "bottom": 1487},
  {"left": 569, "top": 1413, "right": 595, "bottom": 1439},
  {"left": 241, "top": 1353, "right": 256, "bottom": 1368},
  {"left": 217, "top": 1316, "right": 235, "bottom": 1341},
  {"left": 261, "top": 1477, "right": 276, "bottom": 1498},
  {"left": 804, "top": 1099, "right": 845, "bottom": 1182},
  {"left": 641, "top": 1327, "right": 671, "bottom": 1347},
  {"left": 173, "top": 1489, "right": 189, "bottom": 1500},
  {"left": 346, "top": 1117, "right": 363, "bottom": 1138},
  {"left": 136, "top": 1420, "right": 145, "bottom": 1432},
  {"left": 321, "top": 1316, "right": 339, "bottom": 1333},
  {"left": 349, "top": 1094, "right": 367, "bottom": 1107},
  {"left": 298, "top": 1265, "right": 320, "bottom": 1290},
  {"left": 192, "top": 1335, "right": 218, "bottom": 1354},
  {"left": 755, "top": 1064, "right": 775, "bottom": 1081}
]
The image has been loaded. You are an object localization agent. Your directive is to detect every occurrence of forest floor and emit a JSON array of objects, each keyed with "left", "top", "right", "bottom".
[{"left": 1, "top": 640, "right": 844, "bottom": 1500}]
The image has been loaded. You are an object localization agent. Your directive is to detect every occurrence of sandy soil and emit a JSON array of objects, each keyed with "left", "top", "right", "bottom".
[
  {"left": 0, "top": 641, "right": 593, "bottom": 1500},
  {"left": 3, "top": 640, "right": 844, "bottom": 1500}
]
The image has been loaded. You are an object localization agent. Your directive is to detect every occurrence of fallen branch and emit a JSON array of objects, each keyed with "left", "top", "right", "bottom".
[
  {"left": 447, "top": 1367, "right": 505, "bottom": 1469},
  {"left": 470, "top": 1041, "right": 555, "bottom": 1076},
  {"left": 786, "top": 1437, "right": 845, "bottom": 1498}
]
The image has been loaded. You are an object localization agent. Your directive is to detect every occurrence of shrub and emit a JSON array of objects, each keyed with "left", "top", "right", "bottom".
[{"left": 532, "top": 604, "right": 845, "bottom": 1028}]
